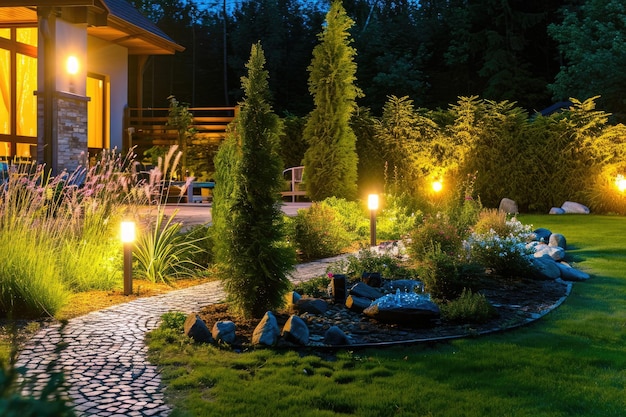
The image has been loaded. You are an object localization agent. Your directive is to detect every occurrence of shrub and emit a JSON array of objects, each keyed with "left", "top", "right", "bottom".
[
  {"left": 472, "top": 208, "right": 509, "bottom": 236},
  {"left": 292, "top": 202, "right": 353, "bottom": 260},
  {"left": 376, "top": 193, "right": 422, "bottom": 240},
  {"left": 465, "top": 217, "right": 535, "bottom": 279},
  {"left": 417, "top": 245, "right": 465, "bottom": 302},
  {"left": 440, "top": 288, "right": 497, "bottom": 324},
  {"left": 293, "top": 276, "right": 331, "bottom": 298},
  {"left": 134, "top": 209, "right": 204, "bottom": 284},
  {"left": 322, "top": 197, "right": 368, "bottom": 238},
  {"left": 328, "top": 247, "right": 416, "bottom": 280},
  {"left": 408, "top": 213, "right": 463, "bottom": 262},
  {"left": 159, "top": 311, "right": 187, "bottom": 331}
]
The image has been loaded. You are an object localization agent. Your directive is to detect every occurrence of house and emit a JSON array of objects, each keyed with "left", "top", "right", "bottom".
[{"left": 0, "top": 0, "right": 184, "bottom": 174}]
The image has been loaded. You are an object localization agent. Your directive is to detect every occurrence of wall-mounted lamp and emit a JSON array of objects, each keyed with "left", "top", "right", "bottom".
[
  {"left": 121, "top": 221, "right": 136, "bottom": 296},
  {"left": 66, "top": 56, "right": 79, "bottom": 93},
  {"left": 368, "top": 194, "right": 379, "bottom": 247}
]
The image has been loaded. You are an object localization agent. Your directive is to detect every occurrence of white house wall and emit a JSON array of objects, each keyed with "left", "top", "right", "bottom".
[
  {"left": 54, "top": 19, "right": 87, "bottom": 96},
  {"left": 87, "top": 36, "right": 128, "bottom": 151}
]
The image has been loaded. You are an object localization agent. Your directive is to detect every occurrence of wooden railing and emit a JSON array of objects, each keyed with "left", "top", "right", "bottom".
[{"left": 125, "top": 106, "right": 238, "bottom": 154}]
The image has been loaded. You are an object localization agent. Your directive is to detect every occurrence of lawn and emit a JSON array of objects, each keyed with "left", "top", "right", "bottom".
[{"left": 148, "top": 214, "right": 626, "bottom": 417}]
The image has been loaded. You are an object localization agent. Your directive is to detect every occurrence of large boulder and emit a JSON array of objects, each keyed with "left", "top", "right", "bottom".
[
  {"left": 532, "top": 228, "right": 552, "bottom": 243},
  {"left": 499, "top": 198, "right": 519, "bottom": 214},
  {"left": 549, "top": 207, "right": 566, "bottom": 215},
  {"left": 281, "top": 315, "right": 309, "bottom": 345},
  {"left": 530, "top": 255, "right": 561, "bottom": 280},
  {"left": 252, "top": 311, "right": 280, "bottom": 346},
  {"left": 212, "top": 320, "right": 236, "bottom": 345},
  {"left": 324, "top": 326, "right": 351, "bottom": 346},
  {"left": 349, "top": 282, "right": 384, "bottom": 301},
  {"left": 561, "top": 201, "right": 590, "bottom": 214},
  {"left": 534, "top": 245, "right": 565, "bottom": 262},
  {"left": 549, "top": 233, "right": 567, "bottom": 250},
  {"left": 363, "top": 293, "right": 440, "bottom": 326},
  {"left": 345, "top": 295, "right": 372, "bottom": 313},
  {"left": 184, "top": 314, "right": 213, "bottom": 344},
  {"left": 294, "top": 298, "right": 328, "bottom": 315},
  {"left": 556, "top": 262, "right": 590, "bottom": 281}
]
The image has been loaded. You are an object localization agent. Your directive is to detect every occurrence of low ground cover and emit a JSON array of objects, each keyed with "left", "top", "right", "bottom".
[{"left": 148, "top": 215, "right": 626, "bottom": 417}]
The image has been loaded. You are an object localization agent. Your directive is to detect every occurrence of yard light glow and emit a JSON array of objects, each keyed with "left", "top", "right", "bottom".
[
  {"left": 66, "top": 56, "right": 79, "bottom": 75},
  {"left": 368, "top": 194, "right": 379, "bottom": 247},
  {"left": 432, "top": 179, "right": 443, "bottom": 193},
  {"left": 616, "top": 175, "right": 626, "bottom": 193},
  {"left": 121, "top": 221, "right": 136, "bottom": 295}
]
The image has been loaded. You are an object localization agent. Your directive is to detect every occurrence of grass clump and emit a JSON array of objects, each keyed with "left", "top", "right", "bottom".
[{"left": 440, "top": 288, "right": 497, "bottom": 324}]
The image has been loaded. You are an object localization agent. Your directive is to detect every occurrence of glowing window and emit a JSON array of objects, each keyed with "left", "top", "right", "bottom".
[
  {"left": 16, "top": 28, "right": 37, "bottom": 47},
  {"left": 0, "top": 49, "right": 9, "bottom": 135},
  {"left": 16, "top": 53, "right": 37, "bottom": 137},
  {"left": 0, "top": 29, "right": 9, "bottom": 40}
]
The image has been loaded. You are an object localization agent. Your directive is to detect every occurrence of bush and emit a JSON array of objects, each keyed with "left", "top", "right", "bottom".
[
  {"left": 292, "top": 202, "right": 353, "bottom": 260},
  {"left": 328, "top": 247, "right": 416, "bottom": 280},
  {"left": 417, "top": 246, "right": 465, "bottom": 302},
  {"left": 293, "top": 276, "right": 331, "bottom": 298},
  {"left": 322, "top": 197, "right": 368, "bottom": 238},
  {"left": 408, "top": 213, "right": 463, "bottom": 262},
  {"left": 376, "top": 193, "right": 422, "bottom": 240},
  {"left": 440, "top": 288, "right": 497, "bottom": 324}
]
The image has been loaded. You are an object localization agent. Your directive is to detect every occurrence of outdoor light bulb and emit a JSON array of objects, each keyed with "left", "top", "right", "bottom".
[
  {"left": 121, "top": 221, "right": 136, "bottom": 243},
  {"left": 66, "top": 56, "right": 79, "bottom": 75},
  {"left": 368, "top": 194, "right": 379, "bottom": 211},
  {"left": 617, "top": 175, "right": 626, "bottom": 193},
  {"left": 432, "top": 180, "right": 443, "bottom": 193}
]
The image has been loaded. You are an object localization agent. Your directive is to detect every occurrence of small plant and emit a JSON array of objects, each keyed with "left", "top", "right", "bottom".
[
  {"left": 328, "top": 247, "right": 416, "bottom": 280},
  {"left": 133, "top": 208, "right": 204, "bottom": 284},
  {"left": 159, "top": 311, "right": 187, "bottom": 331},
  {"left": 293, "top": 275, "right": 331, "bottom": 298},
  {"left": 408, "top": 213, "right": 463, "bottom": 262},
  {"left": 440, "top": 288, "right": 497, "bottom": 324},
  {"left": 292, "top": 202, "right": 353, "bottom": 260},
  {"left": 417, "top": 245, "right": 465, "bottom": 302}
]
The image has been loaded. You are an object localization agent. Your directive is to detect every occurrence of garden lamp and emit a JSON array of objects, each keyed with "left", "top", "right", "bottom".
[
  {"left": 368, "top": 194, "right": 379, "bottom": 247},
  {"left": 432, "top": 179, "right": 443, "bottom": 193},
  {"left": 121, "top": 221, "right": 136, "bottom": 295},
  {"left": 616, "top": 175, "right": 626, "bottom": 193}
]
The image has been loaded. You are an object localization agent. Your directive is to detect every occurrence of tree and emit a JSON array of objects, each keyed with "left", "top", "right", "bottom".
[
  {"left": 212, "top": 42, "right": 295, "bottom": 318},
  {"left": 549, "top": 0, "right": 626, "bottom": 121},
  {"left": 303, "top": 0, "right": 362, "bottom": 201}
]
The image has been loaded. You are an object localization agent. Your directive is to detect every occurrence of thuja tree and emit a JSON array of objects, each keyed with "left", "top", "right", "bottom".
[
  {"left": 303, "top": 0, "right": 362, "bottom": 201},
  {"left": 212, "top": 42, "right": 296, "bottom": 318}
]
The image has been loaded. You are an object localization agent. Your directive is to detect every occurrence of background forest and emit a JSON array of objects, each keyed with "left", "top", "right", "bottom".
[{"left": 128, "top": 0, "right": 626, "bottom": 122}]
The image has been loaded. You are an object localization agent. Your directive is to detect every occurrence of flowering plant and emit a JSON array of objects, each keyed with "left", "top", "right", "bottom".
[{"left": 464, "top": 217, "right": 535, "bottom": 278}]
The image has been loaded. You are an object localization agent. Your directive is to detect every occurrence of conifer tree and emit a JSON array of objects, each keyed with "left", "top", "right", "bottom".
[
  {"left": 212, "top": 42, "right": 295, "bottom": 318},
  {"left": 303, "top": 0, "right": 362, "bottom": 201}
]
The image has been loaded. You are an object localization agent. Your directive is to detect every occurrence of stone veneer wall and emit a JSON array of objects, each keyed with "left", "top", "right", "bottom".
[{"left": 37, "top": 92, "right": 89, "bottom": 174}]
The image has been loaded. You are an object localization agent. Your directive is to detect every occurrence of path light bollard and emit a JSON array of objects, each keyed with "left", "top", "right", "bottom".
[
  {"left": 368, "top": 194, "right": 379, "bottom": 247},
  {"left": 121, "top": 221, "right": 136, "bottom": 296}
]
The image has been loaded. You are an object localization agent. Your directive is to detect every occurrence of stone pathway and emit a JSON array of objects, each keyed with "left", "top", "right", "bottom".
[{"left": 16, "top": 254, "right": 347, "bottom": 417}]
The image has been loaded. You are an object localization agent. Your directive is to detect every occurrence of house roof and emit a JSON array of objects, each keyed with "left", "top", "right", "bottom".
[{"left": 0, "top": 0, "right": 184, "bottom": 55}]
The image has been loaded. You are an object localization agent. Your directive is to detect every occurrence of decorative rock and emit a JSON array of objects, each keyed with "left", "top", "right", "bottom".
[
  {"left": 532, "top": 228, "right": 552, "bottom": 243},
  {"left": 212, "top": 320, "right": 236, "bottom": 344},
  {"left": 252, "top": 311, "right": 280, "bottom": 346},
  {"left": 555, "top": 262, "right": 590, "bottom": 281},
  {"left": 534, "top": 245, "right": 565, "bottom": 261},
  {"left": 549, "top": 207, "right": 565, "bottom": 215},
  {"left": 499, "top": 198, "right": 519, "bottom": 214},
  {"left": 184, "top": 314, "right": 213, "bottom": 343},
  {"left": 294, "top": 298, "right": 328, "bottom": 314},
  {"left": 349, "top": 282, "right": 384, "bottom": 300},
  {"left": 362, "top": 272, "right": 382, "bottom": 287},
  {"left": 345, "top": 295, "right": 372, "bottom": 313},
  {"left": 549, "top": 233, "right": 567, "bottom": 249},
  {"left": 530, "top": 255, "right": 561, "bottom": 280},
  {"left": 324, "top": 326, "right": 351, "bottom": 345},
  {"left": 284, "top": 291, "right": 301, "bottom": 307},
  {"left": 281, "top": 315, "right": 310, "bottom": 345},
  {"left": 561, "top": 201, "right": 590, "bottom": 214},
  {"left": 363, "top": 298, "right": 440, "bottom": 326}
]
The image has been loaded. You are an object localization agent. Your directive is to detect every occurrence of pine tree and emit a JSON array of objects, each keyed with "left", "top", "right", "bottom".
[
  {"left": 303, "top": 0, "right": 362, "bottom": 201},
  {"left": 212, "top": 42, "right": 295, "bottom": 318}
]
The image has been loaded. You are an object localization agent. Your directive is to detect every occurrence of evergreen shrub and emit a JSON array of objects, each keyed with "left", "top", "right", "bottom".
[
  {"left": 292, "top": 202, "right": 353, "bottom": 260},
  {"left": 440, "top": 288, "right": 497, "bottom": 324}
]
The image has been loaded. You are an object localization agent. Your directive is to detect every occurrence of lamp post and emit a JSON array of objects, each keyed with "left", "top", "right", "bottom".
[
  {"left": 368, "top": 194, "right": 379, "bottom": 247},
  {"left": 121, "top": 221, "right": 136, "bottom": 296},
  {"left": 616, "top": 174, "right": 626, "bottom": 193}
]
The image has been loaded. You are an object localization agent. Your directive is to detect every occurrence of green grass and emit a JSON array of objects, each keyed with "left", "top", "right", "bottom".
[{"left": 148, "top": 215, "right": 626, "bottom": 417}]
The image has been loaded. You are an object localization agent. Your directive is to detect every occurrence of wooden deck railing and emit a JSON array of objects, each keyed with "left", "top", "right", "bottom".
[{"left": 125, "top": 106, "right": 238, "bottom": 153}]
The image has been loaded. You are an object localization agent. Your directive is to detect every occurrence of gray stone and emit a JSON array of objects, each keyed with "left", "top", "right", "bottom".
[
  {"left": 549, "top": 207, "right": 565, "bottom": 215},
  {"left": 534, "top": 244, "right": 565, "bottom": 261},
  {"left": 561, "top": 201, "right": 590, "bottom": 214},
  {"left": 284, "top": 291, "right": 301, "bottom": 308},
  {"left": 556, "top": 262, "right": 590, "bottom": 281},
  {"left": 362, "top": 300, "right": 440, "bottom": 326},
  {"left": 499, "top": 198, "right": 519, "bottom": 214},
  {"left": 349, "top": 282, "right": 384, "bottom": 300},
  {"left": 530, "top": 255, "right": 561, "bottom": 280},
  {"left": 281, "top": 315, "right": 309, "bottom": 345},
  {"left": 211, "top": 320, "right": 236, "bottom": 345},
  {"left": 324, "top": 326, "right": 351, "bottom": 346},
  {"left": 294, "top": 298, "right": 328, "bottom": 314},
  {"left": 184, "top": 314, "right": 213, "bottom": 343},
  {"left": 252, "top": 311, "right": 280, "bottom": 346},
  {"left": 532, "top": 228, "right": 552, "bottom": 243},
  {"left": 549, "top": 233, "right": 567, "bottom": 250},
  {"left": 345, "top": 295, "right": 372, "bottom": 313}
]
